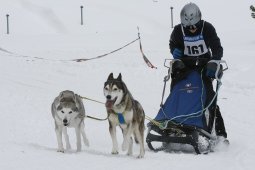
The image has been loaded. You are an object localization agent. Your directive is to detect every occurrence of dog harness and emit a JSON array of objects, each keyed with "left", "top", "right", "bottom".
[
  {"left": 181, "top": 21, "right": 209, "bottom": 57},
  {"left": 117, "top": 113, "right": 126, "bottom": 124}
]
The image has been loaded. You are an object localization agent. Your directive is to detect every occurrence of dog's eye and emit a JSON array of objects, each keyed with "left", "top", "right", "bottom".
[
  {"left": 104, "top": 87, "right": 109, "bottom": 91},
  {"left": 113, "top": 88, "right": 118, "bottom": 91},
  {"left": 61, "top": 111, "right": 64, "bottom": 113},
  {"left": 69, "top": 111, "right": 72, "bottom": 114}
]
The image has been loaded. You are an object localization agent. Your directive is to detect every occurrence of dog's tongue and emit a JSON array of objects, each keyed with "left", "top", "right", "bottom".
[{"left": 105, "top": 100, "right": 114, "bottom": 109}]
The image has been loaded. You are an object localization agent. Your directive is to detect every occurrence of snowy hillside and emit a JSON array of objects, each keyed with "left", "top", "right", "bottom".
[{"left": 0, "top": 0, "right": 255, "bottom": 170}]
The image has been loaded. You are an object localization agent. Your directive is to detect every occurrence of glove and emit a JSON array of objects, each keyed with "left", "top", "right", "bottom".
[
  {"left": 172, "top": 48, "right": 183, "bottom": 59},
  {"left": 206, "top": 61, "right": 223, "bottom": 79},
  {"left": 212, "top": 56, "right": 221, "bottom": 60},
  {"left": 172, "top": 59, "right": 185, "bottom": 71},
  {"left": 171, "top": 59, "right": 186, "bottom": 79}
]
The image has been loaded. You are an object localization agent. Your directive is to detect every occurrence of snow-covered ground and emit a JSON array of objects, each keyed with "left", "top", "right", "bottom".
[{"left": 0, "top": 0, "right": 255, "bottom": 170}]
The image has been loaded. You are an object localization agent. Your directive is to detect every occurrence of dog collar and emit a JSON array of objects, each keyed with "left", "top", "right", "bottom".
[{"left": 117, "top": 113, "right": 125, "bottom": 124}]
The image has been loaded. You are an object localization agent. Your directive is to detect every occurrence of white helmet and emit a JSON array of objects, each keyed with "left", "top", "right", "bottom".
[{"left": 180, "top": 3, "right": 201, "bottom": 28}]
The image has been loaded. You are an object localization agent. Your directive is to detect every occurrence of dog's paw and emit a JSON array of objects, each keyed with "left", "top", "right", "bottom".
[
  {"left": 127, "top": 151, "right": 133, "bottom": 156},
  {"left": 137, "top": 154, "right": 144, "bottom": 159},
  {"left": 111, "top": 150, "right": 119, "bottom": 155},
  {"left": 57, "top": 149, "right": 64, "bottom": 153}
]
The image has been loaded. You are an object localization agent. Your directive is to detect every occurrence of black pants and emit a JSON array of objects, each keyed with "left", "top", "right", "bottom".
[{"left": 204, "top": 76, "right": 228, "bottom": 138}]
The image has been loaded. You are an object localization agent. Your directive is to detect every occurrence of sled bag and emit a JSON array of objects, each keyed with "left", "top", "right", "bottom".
[{"left": 155, "top": 71, "right": 207, "bottom": 129}]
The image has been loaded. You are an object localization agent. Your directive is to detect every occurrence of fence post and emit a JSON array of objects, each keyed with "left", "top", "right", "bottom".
[
  {"left": 170, "top": 7, "right": 174, "bottom": 28},
  {"left": 6, "top": 14, "right": 10, "bottom": 34},
  {"left": 80, "top": 6, "right": 84, "bottom": 25}
]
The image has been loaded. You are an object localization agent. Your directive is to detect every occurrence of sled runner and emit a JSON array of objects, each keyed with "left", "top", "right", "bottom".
[{"left": 146, "top": 59, "right": 228, "bottom": 154}]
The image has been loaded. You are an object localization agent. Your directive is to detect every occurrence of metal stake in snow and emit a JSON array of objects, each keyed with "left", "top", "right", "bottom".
[
  {"left": 170, "top": 7, "right": 174, "bottom": 28},
  {"left": 80, "top": 6, "right": 84, "bottom": 25},
  {"left": 6, "top": 14, "right": 9, "bottom": 34}
]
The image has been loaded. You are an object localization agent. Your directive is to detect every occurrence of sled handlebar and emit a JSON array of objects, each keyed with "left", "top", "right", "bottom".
[
  {"left": 164, "top": 59, "right": 228, "bottom": 69},
  {"left": 164, "top": 58, "right": 228, "bottom": 83}
]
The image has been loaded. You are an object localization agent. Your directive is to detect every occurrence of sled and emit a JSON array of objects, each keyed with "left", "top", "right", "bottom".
[{"left": 146, "top": 59, "right": 228, "bottom": 154}]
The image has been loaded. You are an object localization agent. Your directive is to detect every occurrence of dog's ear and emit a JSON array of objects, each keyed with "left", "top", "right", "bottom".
[
  {"left": 59, "top": 91, "right": 64, "bottom": 99},
  {"left": 117, "top": 73, "right": 122, "bottom": 81},
  {"left": 122, "top": 82, "right": 127, "bottom": 94},
  {"left": 71, "top": 92, "right": 76, "bottom": 101},
  {"left": 74, "top": 94, "right": 81, "bottom": 111},
  {"left": 57, "top": 105, "right": 62, "bottom": 111},
  {"left": 107, "top": 73, "right": 114, "bottom": 80},
  {"left": 72, "top": 106, "right": 79, "bottom": 112}
]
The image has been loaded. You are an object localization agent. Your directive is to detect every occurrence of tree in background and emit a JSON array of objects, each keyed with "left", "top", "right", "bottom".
[{"left": 250, "top": 5, "right": 255, "bottom": 18}]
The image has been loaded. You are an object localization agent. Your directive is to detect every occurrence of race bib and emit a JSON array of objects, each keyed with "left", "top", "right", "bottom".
[{"left": 183, "top": 35, "right": 208, "bottom": 56}]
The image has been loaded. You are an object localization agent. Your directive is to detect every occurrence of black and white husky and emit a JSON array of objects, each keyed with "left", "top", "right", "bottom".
[
  {"left": 51, "top": 90, "right": 89, "bottom": 152},
  {"left": 104, "top": 73, "right": 145, "bottom": 158}
]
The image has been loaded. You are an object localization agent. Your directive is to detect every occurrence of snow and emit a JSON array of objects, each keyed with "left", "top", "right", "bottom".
[{"left": 0, "top": 0, "right": 255, "bottom": 170}]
